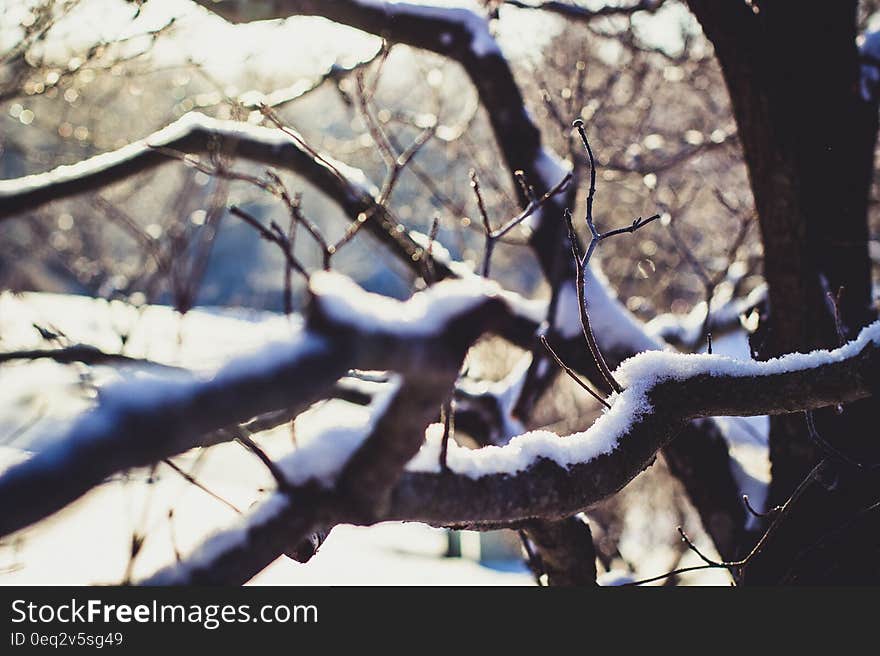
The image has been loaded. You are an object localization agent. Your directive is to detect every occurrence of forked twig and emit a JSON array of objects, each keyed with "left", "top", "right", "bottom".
[
  {"left": 567, "top": 119, "right": 660, "bottom": 395},
  {"left": 626, "top": 459, "right": 830, "bottom": 585},
  {"left": 470, "top": 168, "right": 572, "bottom": 278}
]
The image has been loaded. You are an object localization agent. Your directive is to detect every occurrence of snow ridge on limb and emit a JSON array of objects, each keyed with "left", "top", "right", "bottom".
[
  {"left": 407, "top": 320, "right": 880, "bottom": 481},
  {"left": 0, "top": 331, "right": 348, "bottom": 540},
  {"left": 145, "top": 314, "right": 880, "bottom": 583},
  {"left": 390, "top": 320, "right": 880, "bottom": 526},
  {"left": 0, "top": 0, "right": 799, "bottom": 579},
  {"left": 0, "top": 111, "right": 459, "bottom": 286},
  {"left": 0, "top": 273, "right": 525, "bottom": 541}
]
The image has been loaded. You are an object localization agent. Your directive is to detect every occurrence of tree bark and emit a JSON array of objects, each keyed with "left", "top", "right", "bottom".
[{"left": 686, "top": 0, "right": 880, "bottom": 582}]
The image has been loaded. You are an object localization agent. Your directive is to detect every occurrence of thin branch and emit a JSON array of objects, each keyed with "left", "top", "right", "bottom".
[
  {"left": 539, "top": 335, "right": 610, "bottom": 409},
  {"left": 438, "top": 397, "right": 454, "bottom": 473},
  {"left": 623, "top": 563, "right": 721, "bottom": 586},
  {"left": 234, "top": 428, "right": 292, "bottom": 492},
  {"left": 500, "top": 0, "right": 665, "bottom": 24},
  {"left": 161, "top": 458, "right": 241, "bottom": 515},
  {"left": 743, "top": 494, "right": 781, "bottom": 520},
  {"left": 228, "top": 206, "right": 309, "bottom": 279},
  {"left": 423, "top": 216, "right": 441, "bottom": 284},
  {"left": 470, "top": 170, "right": 494, "bottom": 277},
  {"left": 0, "top": 344, "right": 181, "bottom": 370},
  {"left": 567, "top": 120, "right": 661, "bottom": 394}
]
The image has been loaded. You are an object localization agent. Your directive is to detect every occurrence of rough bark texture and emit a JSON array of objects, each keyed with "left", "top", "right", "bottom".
[{"left": 686, "top": 0, "right": 880, "bottom": 583}]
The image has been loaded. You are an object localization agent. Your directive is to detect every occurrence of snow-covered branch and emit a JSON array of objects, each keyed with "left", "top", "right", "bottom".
[
  {"left": 191, "top": 0, "right": 574, "bottom": 261},
  {"left": 145, "top": 316, "right": 880, "bottom": 583},
  {"left": 188, "top": 0, "right": 760, "bottom": 559},
  {"left": 0, "top": 0, "right": 786, "bottom": 578},
  {"left": 0, "top": 112, "right": 453, "bottom": 283},
  {"left": 146, "top": 367, "right": 463, "bottom": 584},
  {"left": 0, "top": 272, "right": 523, "bottom": 540},
  {"left": 0, "top": 330, "right": 347, "bottom": 539},
  {"left": 0, "top": 113, "right": 347, "bottom": 218},
  {"left": 389, "top": 321, "right": 880, "bottom": 526}
]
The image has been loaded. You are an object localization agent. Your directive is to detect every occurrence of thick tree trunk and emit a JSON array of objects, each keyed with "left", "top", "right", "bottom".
[{"left": 687, "top": 0, "right": 880, "bottom": 582}]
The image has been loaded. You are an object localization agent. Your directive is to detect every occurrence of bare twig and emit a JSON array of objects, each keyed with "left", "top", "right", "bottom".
[
  {"left": 630, "top": 460, "right": 831, "bottom": 585},
  {"left": 539, "top": 335, "right": 610, "bottom": 409},
  {"left": 423, "top": 216, "right": 441, "bottom": 284},
  {"left": 162, "top": 458, "right": 241, "bottom": 514},
  {"left": 234, "top": 428, "right": 292, "bottom": 492},
  {"left": 566, "top": 120, "right": 660, "bottom": 394}
]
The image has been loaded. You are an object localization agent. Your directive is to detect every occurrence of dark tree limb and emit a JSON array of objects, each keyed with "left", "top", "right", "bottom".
[
  {"left": 0, "top": 273, "right": 515, "bottom": 540},
  {"left": 520, "top": 516, "right": 598, "bottom": 586},
  {"left": 145, "top": 324, "right": 880, "bottom": 583}
]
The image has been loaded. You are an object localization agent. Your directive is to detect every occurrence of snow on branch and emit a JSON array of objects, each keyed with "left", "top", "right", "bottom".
[
  {"left": 0, "top": 272, "right": 529, "bottom": 540},
  {"left": 145, "top": 380, "right": 407, "bottom": 585},
  {"left": 0, "top": 330, "right": 348, "bottom": 539},
  {"left": 199, "top": 0, "right": 761, "bottom": 553},
  {"left": 390, "top": 320, "right": 880, "bottom": 527},
  {"left": 0, "top": 0, "right": 791, "bottom": 575},
  {"left": 0, "top": 113, "right": 359, "bottom": 219},
  {"left": 193, "top": 0, "right": 571, "bottom": 233},
  {"left": 646, "top": 284, "right": 767, "bottom": 348},
  {"left": 144, "top": 317, "right": 880, "bottom": 583},
  {"left": 0, "top": 111, "right": 452, "bottom": 284}
]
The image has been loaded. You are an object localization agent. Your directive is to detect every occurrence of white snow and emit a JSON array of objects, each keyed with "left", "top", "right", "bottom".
[
  {"left": 584, "top": 266, "right": 662, "bottom": 354},
  {"left": 408, "top": 228, "right": 478, "bottom": 280},
  {"left": 349, "top": 2, "right": 501, "bottom": 58},
  {"left": 861, "top": 31, "right": 880, "bottom": 102},
  {"left": 465, "top": 12, "right": 502, "bottom": 59},
  {"left": 407, "top": 318, "right": 880, "bottom": 479},
  {"left": 147, "top": 492, "right": 294, "bottom": 585},
  {"left": 146, "top": 378, "right": 399, "bottom": 581},
  {"left": 553, "top": 268, "right": 663, "bottom": 349},
  {"left": 406, "top": 366, "right": 648, "bottom": 477},
  {"left": 645, "top": 283, "right": 767, "bottom": 345},
  {"left": 616, "top": 318, "right": 880, "bottom": 383},
  {"left": 0, "top": 290, "right": 297, "bottom": 450},
  {"left": 250, "top": 523, "right": 531, "bottom": 586},
  {"left": 350, "top": 0, "right": 501, "bottom": 59},
  {"left": 280, "top": 377, "right": 401, "bottom": 487},
  {"left": 0, "top": 444, "right": 531, "bottom": 584},
  {"left": 0, "top": 292, "right": 531, "bottom": 585},
  {"left": 554, "top": 279, "right": 583, "bottom": 339},
  {"left": 698, "top": 331, "right": 770, "bottom": 528},
  {"left": 310, "top": 270, "right": 499, "bottom": 336},
  {"left": 408, "top": 229, "right": 548, "bottom": 325}
]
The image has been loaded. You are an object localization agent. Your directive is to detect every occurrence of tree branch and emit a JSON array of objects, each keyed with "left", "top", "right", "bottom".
[
  {"left": 0, "top": 272, "right": 518, "bottom": 540},
  {"left": 0, "top": 112, "right": 452, "bottom": 282},
  {"left": 144, "top": 317, "right": 880, "bottom": 583}
]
